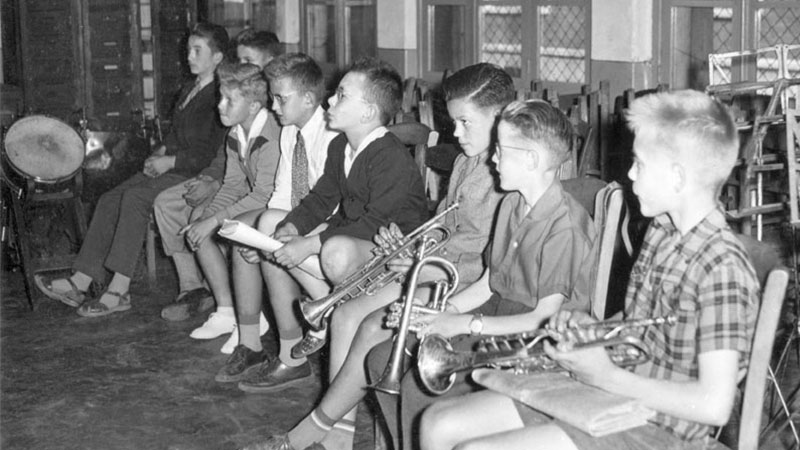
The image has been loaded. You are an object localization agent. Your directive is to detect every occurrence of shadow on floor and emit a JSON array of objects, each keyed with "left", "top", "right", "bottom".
[{"left": 0, "top": 262, "right": 376, "bottom": 450}]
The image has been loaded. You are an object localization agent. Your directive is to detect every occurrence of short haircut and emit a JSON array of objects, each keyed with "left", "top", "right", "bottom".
[
  {"left": 443, "top": 63, "right": 516, "bottom": 110},
  {"left": 263, "top": 53, "right": 326, "bottom": 101},
  {"left": 235, "top": 29, "right": 281, "bottom": 59},
  {"left": 190, "top": 22, "right": 230, "bottom": 56},
  {"left": 347, "top": 57, "right": 402, "bottom": 125},
  {"left": 500, "top": 99, "right": 574, "bottom": 168},
  {"left": 626, "top": 90, "right": 739, "bottom": 190},
  {"left": 217, "top": 62, "right": 268, "bottom": 106}
]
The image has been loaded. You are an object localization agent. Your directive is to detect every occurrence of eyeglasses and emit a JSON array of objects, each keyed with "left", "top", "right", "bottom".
[
  {"left": 269, "top": 91, "right": 297, "bottom": 106},
  {"left": 493, "top": 143, "right": 531, "bottom": 158}
]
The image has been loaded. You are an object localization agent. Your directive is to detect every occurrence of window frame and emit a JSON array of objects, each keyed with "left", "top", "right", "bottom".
[{"left": 419, "top": 0, "right": 591, "bottom": 92}]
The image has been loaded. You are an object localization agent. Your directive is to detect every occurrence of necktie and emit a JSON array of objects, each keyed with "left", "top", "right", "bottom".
[{"left": 291, "top": 130, "right": 309, "bottom": 208}]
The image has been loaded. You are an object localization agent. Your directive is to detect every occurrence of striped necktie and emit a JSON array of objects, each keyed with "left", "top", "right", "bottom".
[{"left": 291, "top": 130, "right": 309, "bottom": 208}]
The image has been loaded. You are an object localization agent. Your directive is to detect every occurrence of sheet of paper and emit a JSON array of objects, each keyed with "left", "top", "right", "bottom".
[
  {"left": 217, "top": 219, "right": 324, "bottom": 280},
  {"left": 473, "top": 369, "right": 654, "bottom": 437}
]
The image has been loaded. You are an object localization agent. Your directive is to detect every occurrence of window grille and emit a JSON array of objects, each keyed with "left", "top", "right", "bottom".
[
  {"left": 479, "top": 5, "right": 523, "bottom": 77},
  {"left": 537, "top": 4, "right": 587, "bottom": 84},
  {"left": 757, "top": 7, "right": 800, "bottom": 81}
]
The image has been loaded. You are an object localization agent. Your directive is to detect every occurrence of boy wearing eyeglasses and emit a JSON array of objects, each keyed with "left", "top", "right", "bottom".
[{"left": 217, "top": 57, "right": 428, "bottom": 390}]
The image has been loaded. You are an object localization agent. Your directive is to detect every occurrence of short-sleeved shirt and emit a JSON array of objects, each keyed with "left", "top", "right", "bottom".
[
  {"left": 488, "top": 179, "right": 595, "bottom": 309},
  {"left": 438, "top": 152, "right": 504, "bottom": 287},
  {"left": 626, "top": 208, "right": 759, "bottom": 442}
]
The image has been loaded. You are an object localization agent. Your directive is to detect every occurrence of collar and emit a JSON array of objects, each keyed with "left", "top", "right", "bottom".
[
  {"left": 234, "top": 109, "right": 270, "bottom": 154},
  {"left": 524, "top": 179, "right": 565, "bottom": 221},
  {"left": 349, "top": 126, "right": 388, "bottom": 156},
  {"left": 298, "top": 106, "right": 328, "bottom": 138},
  {"left": 653, "top": 207, "right": 728, "bottom": 257}
]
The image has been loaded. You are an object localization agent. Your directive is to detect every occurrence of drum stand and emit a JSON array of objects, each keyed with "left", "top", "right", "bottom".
[{"left": 0, "top": 164, "right": 87, "bottom": 309}]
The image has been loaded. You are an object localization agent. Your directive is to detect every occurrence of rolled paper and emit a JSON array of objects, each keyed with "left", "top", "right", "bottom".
[{"left": 218, "top": 219, "right": 325, "bottom": 280}]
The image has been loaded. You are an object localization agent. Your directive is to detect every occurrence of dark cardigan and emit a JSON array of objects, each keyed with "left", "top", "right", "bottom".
[
  {"left": 163, "top": 81, "right": 227, "bottom": 178},
  {"left": 281, "top": 132, "right": 428, "bottom": 243}
]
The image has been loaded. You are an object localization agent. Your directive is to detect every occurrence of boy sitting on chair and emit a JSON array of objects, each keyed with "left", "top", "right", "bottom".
[
  {"left": 238, "top": 63, "right": 512, "bottom": 450},
  {"left": 220, "top": 57, "right": 428, "bottom": 391},
  {"left": 214, "top": 52, "right": 337, "bottom": 375},
  {"left": 365, "top": 99, "right": 596, "bottom": 450},
  {"left": 155, "top": 29, "right": 280, "bottom": 326},
  {"left": 420, "top": 90, "right": 760, "bottom": 450},
  {"left": 174, "top": 62, "right": 281, "bottom": 345}
]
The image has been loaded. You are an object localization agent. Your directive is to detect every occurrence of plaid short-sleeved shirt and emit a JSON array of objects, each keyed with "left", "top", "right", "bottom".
[{"left": 626, "top": 208, "right": 759, "bottom": 442}]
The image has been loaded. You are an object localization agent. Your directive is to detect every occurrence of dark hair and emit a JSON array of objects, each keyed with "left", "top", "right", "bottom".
[
  {"left": 190, "top": 22, "right": 230, "bottom": 56},
  {"left": 501, "top": 99, "right": 574, "bottom": 167},
  {"left": 263, "top": 53, "right": 326, "bottom": 101},
  {"left": 347, "top": 57, "right": 402, "bottom": 125},
  {"left": 235, "top": 29, "right": 281, "bottom": 59},
  {"left": 443, "top": 63, "right": 515, "bottom": 110},
  {"left": 217, "top": 62, "right": 268, "bottom": 105}
]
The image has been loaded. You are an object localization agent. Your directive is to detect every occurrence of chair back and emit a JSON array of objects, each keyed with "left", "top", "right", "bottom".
[
  {"left": 387, "top": 122, "right": 441, "bottom": 207},
  {"left": 738, "top": 267, "right": 789, "bottom": 450},
  {"left": 589, "top": 181, "right": 629, "bottom": 319}
]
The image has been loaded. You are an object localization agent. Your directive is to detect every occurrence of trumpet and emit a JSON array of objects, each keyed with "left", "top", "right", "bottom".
[
  {"left": 416, "top": 315, "right": 676, "bottom": 395},
  {"left": 299, "top": 203, "right": 458, "bottom": 331},
  {"left": 371, "top": 255, "right": 460, "bottom": 395}
]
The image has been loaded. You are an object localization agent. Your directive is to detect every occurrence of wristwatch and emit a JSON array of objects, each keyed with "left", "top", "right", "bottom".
[{"left": 468, "top": 313, "right": 484, "bottom": 336}]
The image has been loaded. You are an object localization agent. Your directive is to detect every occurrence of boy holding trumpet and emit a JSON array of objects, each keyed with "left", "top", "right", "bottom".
[{"left": 421, "top": 90, "right": 760, "bottom": 450}]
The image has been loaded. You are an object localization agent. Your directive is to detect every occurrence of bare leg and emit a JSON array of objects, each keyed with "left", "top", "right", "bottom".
[
  {"left": 420, "top": 390, "right": 526, "bottom": 450},
  {"left": 454, "top": 425, "right": 579, "bottom": 450}
]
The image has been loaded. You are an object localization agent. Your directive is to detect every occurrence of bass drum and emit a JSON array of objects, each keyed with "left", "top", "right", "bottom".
[{"left": 3, "top": 115, "right": 85, "bottom": 184}]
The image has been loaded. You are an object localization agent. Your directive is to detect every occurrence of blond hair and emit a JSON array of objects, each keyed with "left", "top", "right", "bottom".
[{"left": 626, "top": 90, "right": 739, "bottom": 190}]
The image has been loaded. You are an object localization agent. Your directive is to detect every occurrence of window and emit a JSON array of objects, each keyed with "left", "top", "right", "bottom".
[
  {"left": 302, "top": 0, "right": 377, "bottom": 68},
  {"left": 662, "top": 0, "right": 800, "bottom": 89},
  {"left": 421, "top": 0, "right": 590, "bottom": 90},
  {"left": 208, "top": 0, "right": 277, "bottom": 38}
]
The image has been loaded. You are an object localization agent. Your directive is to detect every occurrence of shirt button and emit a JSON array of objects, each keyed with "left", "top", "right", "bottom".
[{"left": 511, "top": 241, "right": 518, "bottom": 248}]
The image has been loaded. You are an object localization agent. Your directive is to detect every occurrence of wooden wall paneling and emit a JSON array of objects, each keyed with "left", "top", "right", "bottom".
[
  {"left": 18, "top": 0, "right": 84, "bottom": 122},
  {"left": 152, "top": 0, "right": 195, "bottom": 120}
]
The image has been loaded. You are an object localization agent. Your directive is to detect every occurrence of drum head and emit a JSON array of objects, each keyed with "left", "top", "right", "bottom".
[{"left": 3, "top": 115, "right": 84, "bottom": 183}]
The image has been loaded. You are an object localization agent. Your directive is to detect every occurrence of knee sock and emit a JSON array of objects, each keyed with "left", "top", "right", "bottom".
[
  {"left": 287, "top": 407, "right": 335, "bottom": 449},
  {"left": 172, "top": 252, "right": 204, "bottom": 293},
  {"left": 279, "top": 327, "right": 306, "bottom": 367},
  {"left": 322, "top": 408, "right": 357, "bottom": 450},
  {"left": 216, "top": 306, "right": 234, "bottom": 317}
]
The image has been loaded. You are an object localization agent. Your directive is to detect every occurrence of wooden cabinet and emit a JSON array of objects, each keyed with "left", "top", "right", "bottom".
[{"left": 16, "top": 0, "right": 195, "bottom": 129}]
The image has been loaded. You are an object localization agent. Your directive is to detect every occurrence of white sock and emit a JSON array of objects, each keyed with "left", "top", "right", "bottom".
[{"left": 216, "top": 306, "right": 234, "bottom": 316}]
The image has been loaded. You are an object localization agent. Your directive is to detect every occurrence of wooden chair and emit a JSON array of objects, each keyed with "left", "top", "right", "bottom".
[
  {"left": 588, "top": 182, "right": 630, "bottom": 319},
  {"left": 711, "top": 266, "right": 790, "bottom": 450},
  {"left": 386, "top": 122, "right": 441, "bottom": 209}
]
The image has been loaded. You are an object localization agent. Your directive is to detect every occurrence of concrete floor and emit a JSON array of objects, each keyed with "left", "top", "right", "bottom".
[
  {"left": 0, "top": 261, "right": 377, "bottom": 450},
  {"left": 2, "top": 252, "right": 800, "bottom": 450}
]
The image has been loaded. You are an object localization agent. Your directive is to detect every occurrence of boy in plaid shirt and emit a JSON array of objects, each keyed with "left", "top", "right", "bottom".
[{"left": 421, "top": 90, "right": 760, "bottom": 450}]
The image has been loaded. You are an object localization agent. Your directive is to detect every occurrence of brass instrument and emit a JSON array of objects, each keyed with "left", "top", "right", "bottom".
[
  {"left": 417, "top": 315, "right": 676, "bottom": 395},
  {"left": 371, "top": 255, "right": 460, "bottom": 395},
  {"left": 299, "top": 203, "right": 458, "bottom": 331}
]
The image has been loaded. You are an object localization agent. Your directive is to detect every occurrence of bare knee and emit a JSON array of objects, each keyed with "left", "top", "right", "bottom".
[
  {"left": 257, "top": 209, "right": 287, "bottom": 235},
  {"left": 320, "top": 236, "right": 372, "bottom": 284},
  {"left": 420, "top": 401, "right": 461, "bottom": 450}
]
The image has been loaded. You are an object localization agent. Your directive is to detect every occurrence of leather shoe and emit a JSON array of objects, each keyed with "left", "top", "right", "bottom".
[
  {"left": 238, "top": 358, "right": 313, "bottom": 393},
  {"left": 161, "top": 287, "right": 214, "bottom": 322},
  {"left": 215, "top": 345, "right": 267, "bottom": 383},
  {"left": 290, "top": 333, "right": 327, "bottom": 359}
]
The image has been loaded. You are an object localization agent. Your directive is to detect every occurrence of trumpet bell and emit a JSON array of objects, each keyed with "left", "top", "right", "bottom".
[{"left": 417, "top": 334, "right": 458, "bottom": 395}]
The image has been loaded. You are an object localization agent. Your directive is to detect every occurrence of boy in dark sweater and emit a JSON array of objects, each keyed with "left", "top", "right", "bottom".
[{"left": 233, "top": 57, "right": 428, "bottom": 393}]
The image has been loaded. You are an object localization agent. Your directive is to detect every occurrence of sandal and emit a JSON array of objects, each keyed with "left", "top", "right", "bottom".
[
  {"left": 34, "top": 274, "right": 87, "bottom": 307},
  {"left": 77, "top": 291, "right": 131, "bottom": 318}
]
